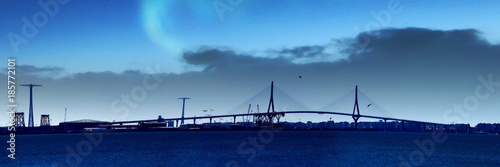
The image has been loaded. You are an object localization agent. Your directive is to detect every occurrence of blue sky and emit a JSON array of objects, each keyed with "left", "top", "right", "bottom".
[
  {"left": 3, "top": 0, "right": 499, "bottom": 73},
  {"left": 1, "top": 0, "right": 500, "bottom": 126}
]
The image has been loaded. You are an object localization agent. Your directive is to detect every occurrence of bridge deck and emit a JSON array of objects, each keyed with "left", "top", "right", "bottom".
[{"left": 111, "top": 111, "right": 448, "bottom": 126}]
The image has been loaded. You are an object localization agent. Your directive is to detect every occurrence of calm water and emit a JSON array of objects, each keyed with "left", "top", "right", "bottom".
[{"left": 1, "top": 131, "right": 499, "bottom": 166}]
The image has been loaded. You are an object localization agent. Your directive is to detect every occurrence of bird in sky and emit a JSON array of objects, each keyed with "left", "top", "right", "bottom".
[
  {"left": 367, "top": 103, "right": 372, "bottom": 107},
  {"left": 203, "top": 110, "right": 208, "bottom": 112},
  {"left": 298, "top": 75, "right": 302, "bottom": 79}
]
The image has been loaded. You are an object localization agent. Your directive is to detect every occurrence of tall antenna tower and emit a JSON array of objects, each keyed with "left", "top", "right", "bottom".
[
  {"left": 64, "top": 108, "right": 67, "bottom": 123},
  {"left": 20, "top": 84, "right": 42, "bottom": 127},
  {"left": 64, "top": 108, "right": 67, "bottom": 131},
  {"left": 178, "top": 97, "right": 190, "bottom": 125}
]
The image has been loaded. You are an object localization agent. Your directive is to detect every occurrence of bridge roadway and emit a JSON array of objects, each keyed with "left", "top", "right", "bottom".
[{"left": 111, "top": 111, "right": 448, "bottom": 126}]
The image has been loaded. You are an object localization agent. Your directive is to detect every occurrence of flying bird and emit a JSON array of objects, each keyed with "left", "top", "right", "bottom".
[
  {"left": 203, "top": 110, "right": 208, "bottom": 112},
  {"left": 210, "top": 108, "right": 214, "bottom": 112},
  {"left": 298, "top": 75, "right": 302, "bottom": 79},
  {"left": 367, "top": 103, "right": 372, "bottom": 107}
]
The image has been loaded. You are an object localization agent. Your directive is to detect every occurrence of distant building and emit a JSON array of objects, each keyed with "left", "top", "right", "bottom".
[
  {"left": 166, "top": 121, "right": 174, "bottom": 127},
  {"left": 334, "top": 121, "right": 351, "bottom": 129},
  {"left": 449, "top": 124, "right": 470, "bottom": 133},
  {"left": 40, "top": 114, "right": 50, "bottom": 126},
  {"left": 476, "top": 123, "right": 495, "bottom": 133},
  {"left": 325, "top": 121, "right": 335, "bottom": 129},
  {"left": 14, "top": 112, "right": 25, "bottom": 127}
]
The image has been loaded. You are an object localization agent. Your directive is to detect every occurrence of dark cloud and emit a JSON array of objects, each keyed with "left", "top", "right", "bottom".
[
  {"left": 279, "top": 45, "right": 326, "bottom": 58},
  {"left": 344, "top": 28, "right": 500, "bottom": 81},
  {"left": 18, "top": 65, "right": 64, "bottom": 74},
  {"left": 183, "top": 47, "right": 292, "bottom": 72},
  {"left": 178, "top": 27, "right": 500, "bottom": 91},
  {"left": 183, "top": 28, "right": 500, "bottom": 78},
  {"left": 349, "top": 28, "right": 499, "bottom": 59}
]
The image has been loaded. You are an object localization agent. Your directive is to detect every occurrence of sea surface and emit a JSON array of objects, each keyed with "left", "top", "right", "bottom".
[{"left": 1, "top": 131, "right": 499, "bottom": 166}]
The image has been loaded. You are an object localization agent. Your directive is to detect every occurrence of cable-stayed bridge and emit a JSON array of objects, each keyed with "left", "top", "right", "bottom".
[{"left": 112, "top": 82, "right": 450, "bottom": 131}]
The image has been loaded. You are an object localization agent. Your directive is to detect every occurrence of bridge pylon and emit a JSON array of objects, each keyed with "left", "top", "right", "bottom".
[
  {"left": 253, "top": 81, "right": 285, "bottom": 127},
  {"left": 266, "top": 81, "right": 276, "bottom": 122},
  {"left": 352, "top": 85, "right": 360, "bottom": 130}
]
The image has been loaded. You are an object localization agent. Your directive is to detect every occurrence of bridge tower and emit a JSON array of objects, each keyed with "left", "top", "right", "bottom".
[
  {"left": 267, "top": 81, "right": 276, "bottom": 121},
  {"left": 178, "top": 97, "right": 190, "bottom": 126},
  {"left": 352, "top": 85, "right": 361, "bottom": 130},
  {"left": 253, "top": 81, "right": 284, "bottom": 127},
  {"left": 20, "top": 83, "right": 42, "bottom": 127}
]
